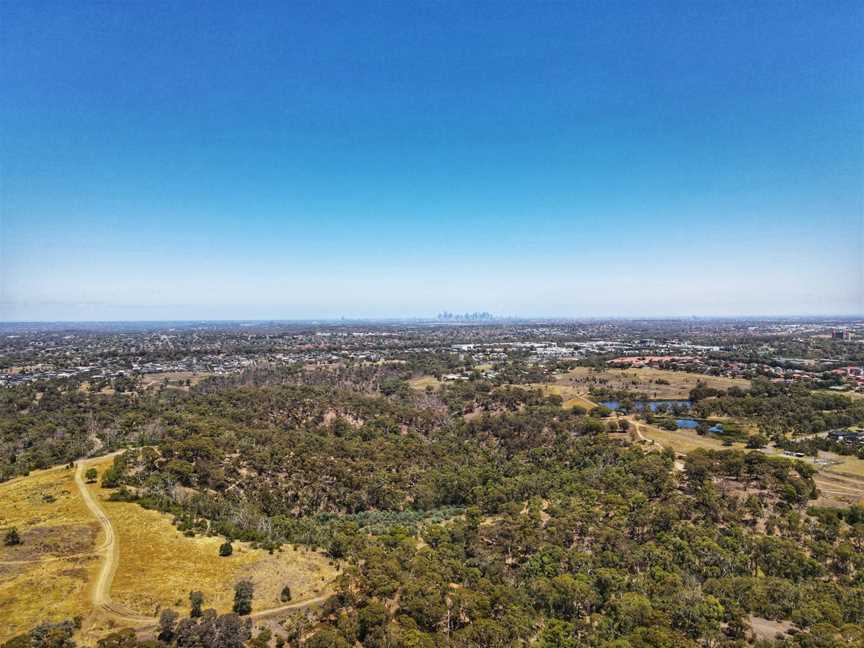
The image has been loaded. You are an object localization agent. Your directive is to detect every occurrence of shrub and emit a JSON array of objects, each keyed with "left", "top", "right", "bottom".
[
  {"left": 4, "top": 527, "right": 22, "bottom": 546},
  {"left": 101, "top": 465, "right": 122, "bottom": 488},
  {"left": 746, "top": 434, "right": 768, "bottom": 449},
  {"left": 233, "top": 579, "right": 254, "bottom": 615}
]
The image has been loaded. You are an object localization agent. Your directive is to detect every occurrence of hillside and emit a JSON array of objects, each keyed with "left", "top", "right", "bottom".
[{"left": 2, "top": 367, "right": 863, "bottom": 647}]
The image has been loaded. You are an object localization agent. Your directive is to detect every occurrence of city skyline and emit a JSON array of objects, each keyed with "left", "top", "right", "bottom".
[{"left": 2, "top": 1, "right": 862, "bottom": 321}]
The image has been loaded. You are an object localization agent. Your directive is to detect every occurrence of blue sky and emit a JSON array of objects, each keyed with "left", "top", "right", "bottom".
[{"left": 1, "top": 1, "right": 862, "bottom": 320}]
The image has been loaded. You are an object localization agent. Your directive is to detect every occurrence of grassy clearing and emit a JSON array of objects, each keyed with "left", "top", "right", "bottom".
[
  {"left": 563, "top": 395, "right": 602, "bottom": 411},
  {"left": 86, "top": 457, "right": 338, "bottom": 617},
  {"left": 811, "top": 472, "right": 864, "bottom": 508},
  {"left": 552, "top": 367, "right": 750, "bottom": 400},
  {"left": 0, "top": 465, "right": 101, "bottom": 642},
  {"left": 139, "top": 371, "right": 212, "bottom": 391},
  {"left": 821, "top": 453, "right": 864, "bottom": 478},
  {"left": 408, "top": 375, "right": 441, "bottom": 391},
  {"left": 813, "top": 389, "right": 864, "bottom": 400},
  {"left": 636, "top": 421, "right": 736, "bottom": 454},
  {"left": 528, "top": 384, "right": 598, "bottom": 410}
]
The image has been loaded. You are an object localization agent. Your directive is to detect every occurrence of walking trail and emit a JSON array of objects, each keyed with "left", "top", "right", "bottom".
[{"left": 73, "top": 454, "right": 333, "bottom": 628}]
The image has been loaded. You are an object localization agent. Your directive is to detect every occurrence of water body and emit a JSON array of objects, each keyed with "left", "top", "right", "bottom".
[
  {"left": 676, "top": 419, "right": 699, "bottom": 429},
  {"left": 600, "top": 399, "right": 692, "bottom": 412}
]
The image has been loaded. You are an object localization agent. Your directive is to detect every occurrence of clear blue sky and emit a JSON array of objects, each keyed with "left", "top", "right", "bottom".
[{"left": 1, "top": 1, "right": 862, "bottom": 320}]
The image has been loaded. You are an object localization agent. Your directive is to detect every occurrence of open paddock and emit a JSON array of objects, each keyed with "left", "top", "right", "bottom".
[
  {"left": 0, "top": 465, "right": 102, "bottom": 642},
  {"left": 408, "top": 375, "right": 441, "bottom": 391},
  {"left": 550, "top": 367, "right": 750, "bottom": 400},
  {"left": 139, "top": 371, "right": 213, "bottom": 391}
]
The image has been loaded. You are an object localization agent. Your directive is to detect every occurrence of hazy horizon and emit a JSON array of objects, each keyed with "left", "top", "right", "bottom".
[
  {"left": 1, "top": 312, "right": 862, "bottom": 326},
  {"left": 2, "top": 2, "right": 862, "bottom": 321}
]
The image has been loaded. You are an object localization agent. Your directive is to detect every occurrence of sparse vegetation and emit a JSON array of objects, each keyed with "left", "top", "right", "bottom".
[
  {"left": 0, "top": 464, "right": 101, "bottom": 642},
  {"left": 188, "top": 591, "right": 203, "bottom": 618},
  {"left": 3, "top": 527, "right": 22, "bottom": 546}
]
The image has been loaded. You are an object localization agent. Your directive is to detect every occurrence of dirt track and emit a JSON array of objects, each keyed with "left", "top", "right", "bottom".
[
  {"left": 75, "top": 454, "right": 153, "bottom": 625},
  {"left": 73, "top": 454, "right": 333, "bottom": 629}
]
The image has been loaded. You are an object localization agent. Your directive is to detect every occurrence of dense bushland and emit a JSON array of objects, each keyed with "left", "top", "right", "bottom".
[{"left": 3, "top": 369, "right": 864, "bottom": 647}]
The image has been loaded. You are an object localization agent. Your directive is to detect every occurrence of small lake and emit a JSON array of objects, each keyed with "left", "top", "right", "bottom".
[
  {"left": 676, "top": 418, "right": 699, "bottom": 429},
  {"left": 600, "top": 399, "right": 692, "bottom": 412}
]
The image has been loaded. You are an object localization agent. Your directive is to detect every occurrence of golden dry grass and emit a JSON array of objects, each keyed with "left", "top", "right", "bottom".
[
  {"left": 139, "top": 371, "right": 212, "bottom": 391},
  {"left": 822, "top": 453, "right": 864, "bottom": 478},
  {"left": 811, "top": 472, "right": 864, "bottom": 508},
  {"left": 0, "top": 465, "right": 101, "bottom": 642},
  {"left": 563, "top": 396, "right": 601, "bottom": 411},
  {"left": 552, "top": 367, "right": 750, "bottom": 400},
  {"left": 408, "top": 375, "right": 441, "bottom": 391},
  {"left": 636, "top": 422, "right": 736, "bottom": 454},
  {"left": 814, "top": 389, "right": 864, "bottom": 402},
  {"left": 86, "top": 457, "right": 337, "bottom": 617},
  {"left": 1, "top": 456, "right": 340, "bottom": 644},
  {"left": 528, "top": 384, "right": 598, "bottom": 410}
]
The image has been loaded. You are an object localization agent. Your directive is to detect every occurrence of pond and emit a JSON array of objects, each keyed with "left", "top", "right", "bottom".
[
  {"left": 676, "top": 418, "right": 699, "bottom": 429},
  {"left": 600, "top": 399, "right": 692, "bottom": 412}
]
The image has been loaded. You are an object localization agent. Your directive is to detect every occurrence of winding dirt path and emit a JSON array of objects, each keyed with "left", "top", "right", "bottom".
[
  {"left": 248, "top": 591, "right": 334, "bottom": 620},
  {"left": 73, "top": 453, "right": 333, "bottom": 629},
  {"left": 624, "top": 416, "right": 661, "bottom": 450},
  {"left": 75, "top": 458, "right": 116, "bottom": 610},
  {"left": 75, "top": 454, "right": 153, "bottom": 625}
]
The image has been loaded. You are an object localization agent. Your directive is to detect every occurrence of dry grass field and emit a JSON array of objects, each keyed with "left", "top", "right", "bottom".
[
  {"left": 815, "top": 389, "right": 864, "bottom": 401},
  {"left": 551, "top": 367, "right": 750, "bottom": 400},
  {"left": 528, "top": 383, "right": 598, "bottom": 410},
  {"left": 139, "top": 371, "right": 212, "bottom": 391},
  {"left": 0, "top": 465, "right": 102, "bottom": 642},
  {"left": 635, "top": 420, "right": 734, "bottom": 454},
  {"left": 85, "top": 457, "right": 338, "bottom": 618},
  {"left": 810, "top": 471, "right": 864, "bottom": 508},
  {"left": 821, "top": 452, "right": 864, "bottom": 478},
  {"left": 408, "top": 375, "right": 441, "bottom": 391},
  {"left": 1, "top": 457, "right": 339, "bottom": 645}
]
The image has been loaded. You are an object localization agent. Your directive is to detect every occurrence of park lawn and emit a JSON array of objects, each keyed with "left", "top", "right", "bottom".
[
  {"left": 86, "top": 457, "right": 338, "bottom": 618},
  {"left": 0, "top": 465, "right": 101, "bottom": 642}
]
